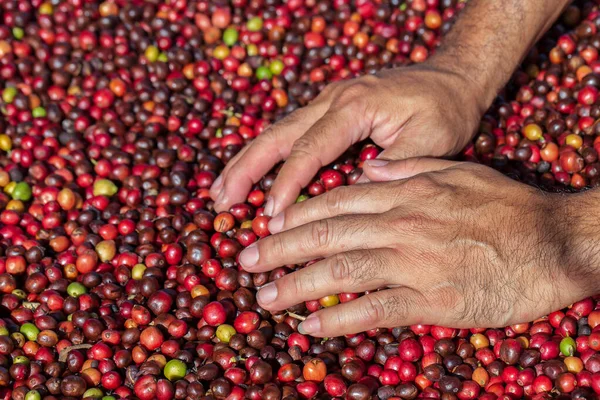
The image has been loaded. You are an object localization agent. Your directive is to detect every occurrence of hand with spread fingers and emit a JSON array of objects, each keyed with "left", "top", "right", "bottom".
[
  {"left": 210, "top": 0, "right": 592, "bottom": 336},
  {"left": 237, "top": 159, "right": 599, "bottom": 337},
  {"left": 210, "top": 0, "right": 574, "bottom": 217},
  {"left": 210, "top": 63, "right": 484, "bottom": 216}
]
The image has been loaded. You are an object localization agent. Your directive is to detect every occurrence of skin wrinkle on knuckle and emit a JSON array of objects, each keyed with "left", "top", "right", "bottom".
[
  {"left": 361, "top": 295, "right": 390, "bottom": 326},
  {"left": 378, "top": 213, "right": 407, "bottom": 250},
  {"left": 330, "top": 253, "right": 352, "bottom": 283},
  {"left": 403, "top": 213, "right": 430, "bottom": 235},
  {"left": 310, "top": 219, "right": 334, "bottom": 250},
  {"left": 324, "top": 187, "right": 349, "bottom": 216},
  {"left": 352, "top": 251, "right": 382, "bottom": 286},
  {"left": 320, "top": 81, "right": 342, "bottom": 98},
  {"left": 429, "top": 284, "right": 460, "bottom": 317},
  {"left": 384, "top": 293, "right": 413, "bottom": 327},
  {"left": 335, "top": 84, "right": 369, "bottom": 110},
  {"left": 330, "top": 251, "right": 379, "bottom": 291},
  {"left": 294, "top": 203, "right": 313, "bottom": 227},
  {"left": 403, "top": 174, "right": 439, "bottom": 196},
  {"left": 384, "top": 210, "right": 429, "bottom": 240},
  {"left": 290, "top": 136, "right": 321, "bottom": 164},
  {"left": 384, "top": 181, "right": 412, "bottom": 208},
  {"left": 438, "top": 289, "right": 466, "bottom": 326},
  {"left": 375, "top": 184, "right": 400, "bottom": 210}
]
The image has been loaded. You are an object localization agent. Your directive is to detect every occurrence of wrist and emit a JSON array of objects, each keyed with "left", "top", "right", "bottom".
[
  {"left": 418, "top": 56, "right": 488, "bottom": 144},
  {"left": 556, "top": 191, "right": 600, "bottom": 299},
  {"left": 426, "top": 50, "right": 495, "bottom": 117}
]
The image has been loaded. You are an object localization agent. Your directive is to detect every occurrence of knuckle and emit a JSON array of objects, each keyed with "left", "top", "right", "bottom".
[
  {"left": 290, "top": 135, "right": 318, "bottom": 157},
  {"left": 310, "top": 219, "right": 333, "bottom": 249},
  {"left": 335, "top": 84, "right": 369, "bottom": 108},
  {"left": 330, "top": 253, "right": 352, "bottom": 283},
  {"left": 403, "top": 174, "right": 439, "bottom": 195},
  {"left": 359, "top": 74, "right": 380, "bottom": 85},
  {"left": 257, "top": 125, "right": 277, "bottom": 141},
  {"left": 324, "top": 187, "right": 349, "bottom": 215},
  {"left": 432, "top": 286, "right": 461, "bottom": 311},
  {"left": 362, "top": 295, "right": 389, "bottom": 325},
  {"left": 272, "top": 112, "right": 300, "bottom": 133},
  {"left": 401, "top": 213, "right": 429, "bottom": 234},
  {"left": 320, "top": 81, "right": 340, "bottom": 97},
  {"left": 408, "top": 173, "right": 437, "bottom": 189},
  {"left": 385, "top": 212, "right": 430, "bottom": 236},
  {"left": 383, "top": 294, "right": 411, "bottom": 327}
]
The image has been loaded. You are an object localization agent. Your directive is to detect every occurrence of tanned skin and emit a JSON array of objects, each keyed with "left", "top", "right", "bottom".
[{"left": 208, "top": 0, "right": 599, "bottom": 337}]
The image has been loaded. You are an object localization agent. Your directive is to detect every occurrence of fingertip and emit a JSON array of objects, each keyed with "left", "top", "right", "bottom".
[
  {"left": 212, "top": 201, "right": 229, "bottom": 213},
  {"left": 269, "top": 189, "right": 298, "bottom": 218},
  {"left": 263, "top": 197, "right": 275, "bottom": 217},
  {"left": 238, "top": 243, "right": 259, "bottom": 270},
  {"left": 298, "top": 314, "right": 322, "bottom": 336},
  {"left": 212, "top": 192, "right": 233, "bottom": 213},
  {"left": 256, "top": 282, "right": 278, "bottom": 309},
  {"left": 210, "top": 175, "right": 224, "bottom": 197},
  {"left": 267, "top": 212, "right": 284, "bottom": 234},
  {"left": 362, "top": 160, "right": 396, "bottom": 182}
]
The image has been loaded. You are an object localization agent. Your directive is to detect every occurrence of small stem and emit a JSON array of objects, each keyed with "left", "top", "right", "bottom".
[
  {"left": 58, "top": 344, "right": 92, "bottom": 362},
  {"left": 22, "top": 302, "right": 40, "bottom": 310},
  {"left": 287, "top": 312, "right": 306, "bottom": 321}
]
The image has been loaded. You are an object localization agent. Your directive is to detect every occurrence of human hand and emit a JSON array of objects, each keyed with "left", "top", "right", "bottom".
[
  {"left": 237, "top": 159, "right": 591, "bottom": 337},
  {"left": 210, "top": 61, "right": 485, "bottom": 216}
]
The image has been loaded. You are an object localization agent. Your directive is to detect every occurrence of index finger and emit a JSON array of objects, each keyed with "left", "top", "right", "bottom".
[
  {"left": 238, "top": 214, "right": 395, "bottom": 272},
  {"left": 210, "top": 108, "right": 321, "bottom": 212},
  {"left": 265, "top": 104, "right": 370, "bottom": 216},
  {"left": 297, "top": 288, "right": 434, "bottom": 337}
]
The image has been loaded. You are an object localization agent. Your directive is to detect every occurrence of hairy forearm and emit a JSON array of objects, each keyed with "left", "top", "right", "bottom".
[
  {"left": 561, "top": 190, "right": 600, "bottom": 297},
  {"left": 429, "top": 0, "right": 572, "bottom": 113}
]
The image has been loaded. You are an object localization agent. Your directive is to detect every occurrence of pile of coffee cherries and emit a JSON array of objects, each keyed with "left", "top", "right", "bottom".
[
  {"left": 0, "top": 0, "right": 598, "bottom": 399},
  {"left": 470, "top": 3, "right": 600, "bottom": 191}
]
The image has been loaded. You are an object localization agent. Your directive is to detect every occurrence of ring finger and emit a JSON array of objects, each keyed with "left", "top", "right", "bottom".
[{"left": 256, "top": 249, "right": 405, "bottom": 311}]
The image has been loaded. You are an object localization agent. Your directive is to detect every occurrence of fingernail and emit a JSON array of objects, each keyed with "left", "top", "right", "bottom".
[
  {"left": 215, "top": 187, "right": 226, "bottom": 205},
  {"left": 264, "top": 196, "right": 275, "bottom": 216},
  {"left": 356, "top": 174, "right": 369, "bottom": 184},
  {"left": 239, "top": 243, "right": 259, "bottom": 269},
  {"left": 257, "top": 282, "right": 278, "bottom": 305},
  {"left": 211, "top": 175, "right": 223, "bottom": 192},
  {"left": 268, "top": 213, "right": 284, "bottom": 233},
  {"left": 365, "top": 159, "right": 389, "bottom": 167},
  {"left": 298, "top": 314, "right": 321, "bottom": 335}
]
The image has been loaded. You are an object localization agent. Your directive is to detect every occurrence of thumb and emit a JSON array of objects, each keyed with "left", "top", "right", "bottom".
[
  {"left": 361, "top": 157, "right": 463, "bottom": 182},
  {"left": 356, "top": 133, "right": 442, "bottom": 183},
  {"left": 375, "top": 141, "right": 427, "bottom": 161},
  {"left": 356, "top": 143, "right": 430, "bottom": 184}
]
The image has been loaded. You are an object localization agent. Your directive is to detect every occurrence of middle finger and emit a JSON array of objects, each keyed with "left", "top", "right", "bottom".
[
  {"left": 238, "top": 214, "right": 397, "bottom": 272},
  {"left": 256, "top": 248, "right": 403, "bottom": 311}
]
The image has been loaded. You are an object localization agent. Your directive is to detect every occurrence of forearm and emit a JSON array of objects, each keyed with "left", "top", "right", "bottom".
[
  {"left": 428, "top": 0, "right": 572, "bottom": 114},
  {"left": 561, "top": 190, "right": 600, "bottom": 297}
]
